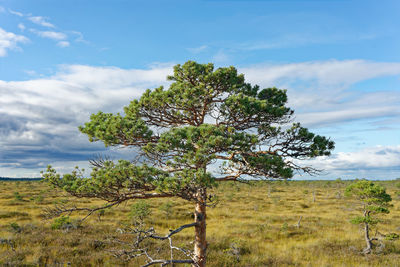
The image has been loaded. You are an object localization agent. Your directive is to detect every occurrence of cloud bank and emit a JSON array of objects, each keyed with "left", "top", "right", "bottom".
[
  {"left": 303, "top": 146, "right": 400, "bottom": 179},
  {"left": 0, "top": 64, "right": 172, "bottom": 177},
  {"left": 241, "top": 60, "right": 400, "bottom": 127},
  {"left": 1, "top": 60, "right": 400, "bottom": 178}
]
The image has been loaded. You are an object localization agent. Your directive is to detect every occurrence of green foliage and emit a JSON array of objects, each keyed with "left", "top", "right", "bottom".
[
  {"left": 345, "top": 180, "right": 392, "bottom": 210},
  {"left": 51, "top": 216, "right": 72, "bottom": 230},
  {"left": 346, "top": 180, "right": 392, "bottom": 226},
  {"left": 349, "top": 215, "right": 379, "bottom": 225},
  {"left": 13, "top": 192, "right": 23, "bottom": 201},
  {"left": 130, "top": 200, "right": 151, "bottom": 222},
  {"left": 158, "top": 201, "right": 174, "bottom": 218},
  {"left": 9, "top": 222, "right": 21, "bottom": 233},
  {"left": 385, "top": 233, "right": 399, "bottom": 241},
  {"left": 43, "top": 61, "right": 334, "bottom": 204}
]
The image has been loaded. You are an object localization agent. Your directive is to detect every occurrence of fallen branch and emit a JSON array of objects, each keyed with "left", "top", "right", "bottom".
[{"left": 109, "top": 222, "right": 199, "bottom": 267}]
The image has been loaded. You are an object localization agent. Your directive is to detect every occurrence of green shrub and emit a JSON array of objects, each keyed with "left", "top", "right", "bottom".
[
  {"left": 9, "top": 222, "right": 21, "bottom": 233},
  {"left": 130, "top": 200, "right": 151, "bottom": 223},
  {"left": 34, "top": 195, "right": 44, "bottom": 204},
  {"left": 158, "top": 201, "right": 174, "bottom": 219},
  {"left": 13, "top": 192, "right": 23, "bottom": 201},
  {"left": 51, "top": 216, "right": 72, "bottom": 230},
  {"left": 385, "top": 233, "right": 400, "bottom": 241}
]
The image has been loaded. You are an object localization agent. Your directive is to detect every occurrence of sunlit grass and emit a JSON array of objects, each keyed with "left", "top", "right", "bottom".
[{"left": 0, "top": 180, "right": 399, "bottom": 266}]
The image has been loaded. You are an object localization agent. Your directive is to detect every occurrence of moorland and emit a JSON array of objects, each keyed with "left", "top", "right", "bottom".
[{"left": 0, "top": 179, "right": 399, "bottom": 266}]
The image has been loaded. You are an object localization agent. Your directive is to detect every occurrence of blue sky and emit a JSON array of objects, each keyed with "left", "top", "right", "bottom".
[{"left": 0, "top": 0, "right": 399, "bottom": 179}]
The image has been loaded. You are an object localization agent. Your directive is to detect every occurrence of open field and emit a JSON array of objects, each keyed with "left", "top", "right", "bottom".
[{"left": 0, "top": 180, "right": 399, "bottom": 266}]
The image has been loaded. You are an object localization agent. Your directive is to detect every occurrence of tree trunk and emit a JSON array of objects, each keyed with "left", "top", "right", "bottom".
[
  {"left": 363, "top": 221, "right": 373, "bottom": 254},
  {"left": 194, "top": 188, "right": 207, "bottom": 267}
]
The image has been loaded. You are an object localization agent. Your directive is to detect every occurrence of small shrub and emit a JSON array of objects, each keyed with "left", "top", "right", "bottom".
[
  {"left": 299, "top": 203, "right": 309, "bottom": 209},
  {"left": 51, "top": 216, "right": 73, "bottom": 230},
  {"left": 34, "top": 195, "right": 44, "bottom": 204},
  {"left": 223, "top": 240, "right": 251, "bottom": 262},
  {"left": 9, "top": 222, "right": 21, "bottom": 233},
  {"left": 91, "top": 240, "right": 106, "bottom": 251},
  {"left": 158, "top": 201, "right": 174, "bottom": 219},
  {"left": 130, "top": 200, "right": 151, "bottom": 223},
  {"left": 13, "top": 192, "right": 23, "bottom": 201},
  {"left": 385, "top": 233, "right": 399, "bottom": 241}
]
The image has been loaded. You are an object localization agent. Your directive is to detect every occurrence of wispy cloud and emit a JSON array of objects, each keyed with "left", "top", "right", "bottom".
[
  {"left": 30, "top": 29, "right": 67, "bottom": 40},
  {"left": 212, "top": 50, "right": 230, "bottom": 63},
  {"left": 237, "top": 33, "right": 377, "bottom": 51},
  {"left": 28, "top": 16, "right": 55, "bottom": 28},
  {"left": 0, "top": 6, "right": 5, "bottom": 13},
  {"left": 241, "top": 60, "right": 400, "bottom": 87},
  {"left": 57, "top": 41, "right": 70, "bottom": 48},
  {"left": 187, "top": 45, "right": 208, "bottom": 54},
  {"left": 5, "top": 8, "right": 86, "bottom": 49},
  {"left": 0, "top": 27, "right": 29, "bottom": 57},
  {"left": 8, "top": 8, "right": 24, "bottom": 17},
  {"left": 69, "top": 31, "right": 88, "bottom": 44}
]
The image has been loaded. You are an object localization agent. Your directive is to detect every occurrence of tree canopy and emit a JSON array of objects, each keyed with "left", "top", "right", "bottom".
[
  {"left": 346, "top": 180, "right": 392, "bottom": 225},
  {"left": 44, "top": 61, "right": 334, "bottom": 203}
]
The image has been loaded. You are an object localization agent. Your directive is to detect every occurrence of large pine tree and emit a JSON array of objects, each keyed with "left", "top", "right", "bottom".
[{"left": 44, "top": 61, "right": 334, "bottom": 266}]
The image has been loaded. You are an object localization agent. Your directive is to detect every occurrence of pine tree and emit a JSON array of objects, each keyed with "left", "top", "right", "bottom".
[
  {"left": 346, "top": 180, "right": 392, "bottom": 254},
  {"left": 43, "top": 61, "right": 334, "bottom": 266}
]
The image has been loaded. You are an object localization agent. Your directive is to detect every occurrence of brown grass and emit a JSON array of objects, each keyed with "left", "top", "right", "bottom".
[{"left": 0, "top": 180, "right": 399, "bottom": 266}]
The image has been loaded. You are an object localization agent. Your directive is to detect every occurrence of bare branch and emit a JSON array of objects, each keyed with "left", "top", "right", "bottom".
[{"left": 109, "top": 223, "right": 199, "bottom": 267}]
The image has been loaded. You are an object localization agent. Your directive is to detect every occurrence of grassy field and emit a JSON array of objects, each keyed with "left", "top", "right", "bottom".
[{"left": 0, "top": 179, "right": 399, "bottom": 266}]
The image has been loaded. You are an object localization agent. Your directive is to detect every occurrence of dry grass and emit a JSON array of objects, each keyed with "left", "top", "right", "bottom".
[{"left": 0, "top": 180, "right": 399, "bottom": 266}]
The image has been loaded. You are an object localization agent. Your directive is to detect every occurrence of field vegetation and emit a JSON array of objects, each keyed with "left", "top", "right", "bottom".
[{"left": 0, "top": 179, "right": 399, "bottom": 266}]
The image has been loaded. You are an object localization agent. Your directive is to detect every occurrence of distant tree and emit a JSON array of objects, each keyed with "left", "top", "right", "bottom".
[
  {"left": 43, "top": 61, "right": 334, "bottom": 266},
  {"left": 345, "top": 180, "right": 392, "bottom": 254}
]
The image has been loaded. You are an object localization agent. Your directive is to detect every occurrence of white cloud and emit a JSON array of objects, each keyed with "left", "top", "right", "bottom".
[
  {"left": 28, "top": 16, "right": 55, "bottom": 28},
  {"left": 0, "top": 27, "right": 29, "bottom": 56},
  {"left": 301, "top": 146, "right": 400, "bottom": 179},
  {"left": 57, "top": 41, "right": 70, "bottom": 47},
  {"left": 0, "top": 64, "right": 172, "bottom": 176},
  {"left": 1, "top": 60, "right": 400, "bottom": 178},
  {"left": 0, "top": 6, "right": 5, "bottom": 13},
  {"left": 240, "top": 60, "right": 400, "bottom": 127},
  {"left": 8, "top": 9, "right": 24, "bottom": 17},
  {"left": 241, "top": 60, "right": 400, "bottom": 88},
  {"left": 30, "top": 29, "right": 67, "bottom": 40},
  {"left": 18, "top": 23, "right": 26, "bottom": 31}
]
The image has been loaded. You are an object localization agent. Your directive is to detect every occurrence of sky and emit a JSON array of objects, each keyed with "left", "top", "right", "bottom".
[{"left": 0, "top": 0, "right": 399, "bottom": 179}]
